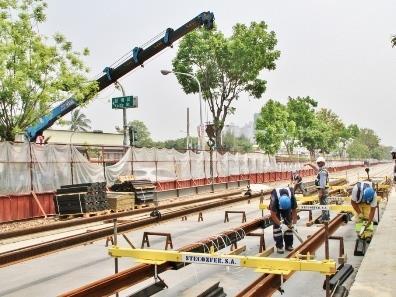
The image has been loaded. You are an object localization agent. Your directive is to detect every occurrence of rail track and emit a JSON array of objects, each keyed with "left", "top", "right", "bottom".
[
  {"left": 56, "top": 164, "right": 392, "bottom": 297},
  {"left": 0, "top": 190, "right": 266, "bottom": 267},
  {"left": 0, "top": 164, "right": 391, "bottom": 297}
]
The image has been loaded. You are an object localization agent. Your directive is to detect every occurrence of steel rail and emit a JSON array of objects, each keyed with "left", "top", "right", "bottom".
[
  {"left": 236, "top": 213, "right": 347, "bottom": 297},
  {"left": 0, "top": 192, "right": 264, "bottom": 268},
  {"left": 59, "top": 218, "right": 270, "bottom": 297},
  {"left": 0, "top": 189, "right": 244, "bottom": 240}
]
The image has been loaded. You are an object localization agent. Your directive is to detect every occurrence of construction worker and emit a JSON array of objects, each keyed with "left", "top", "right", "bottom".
[
  {"left": 351, "top": 181, "right": 377, "bottom": 239},
  {"left": 306, "top": 157, "right": 330, "bottom": 221},
  {"left": 393, "top": 160, "right": 396, "bottom": 182},
  {"left": 291, "top": 170, "right": 307, "bottom": 195},
  {"left": 269, "top": 186, "right": 298, "bottom": 254}
]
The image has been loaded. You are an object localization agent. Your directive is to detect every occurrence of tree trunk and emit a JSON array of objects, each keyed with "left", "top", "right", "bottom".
[
  {"left": 214, "top": 126, "right": 222, "bottom": 150},
  {"left": 3, "top": 128, "right": 16, "bottom": 142},
  {"left": 309, "top": 150, "right": 315, "bottom": 160}
]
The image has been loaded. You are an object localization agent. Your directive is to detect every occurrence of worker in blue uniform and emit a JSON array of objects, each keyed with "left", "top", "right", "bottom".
[
  {"left": 269, "top": 187, "right": 298, "bottom": 254},
  {"left": 351, "top": 181, "right": 377, "bottom": 239}
]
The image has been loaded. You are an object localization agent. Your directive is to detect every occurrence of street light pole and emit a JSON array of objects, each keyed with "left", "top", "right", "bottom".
[
  {"left": 114, "top": 81, "right": 128, "bottom": 146},
  {"left": 161, "top": 70, "right": 204, "bottom": 151}
]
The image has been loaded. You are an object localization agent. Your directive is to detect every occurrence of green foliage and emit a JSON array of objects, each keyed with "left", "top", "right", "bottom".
[
  {"left": 64, "top": 109, "right": 91, "bottom": 132},
  {"left": 286, "top": 96, "right": 319, "bottom": 156},
  {"left": 346, "top": 128, "right": 390, "bottom": 159},
  {"left": 347, "top": 139, "right": 370, "bottom": 159},
  {"left": 127, "top": 120, "right": 153, "bottom": 147},
  {"left": 155, "top": 137, "right": 198, "bottom": 150},
  {"left": 316, "top": 108, "right": 345, "bottom": 153},
  {"left": 0, "top": 0, "right": 97, "bottom": 140},
  {"left": 392, "top": 35, "right": 396, "bottom": 47},
  {"left": 255, "top": 99, "right": 289, "bottom": 154},
  {"left": 172, "top": 21, "right": 280, "bottom": 146},
  {"left": 222, "top": 131, "right": 253, "bottom": 153},
  {"left": 337, "top": 124, "right": 359, "bottom": 157}
]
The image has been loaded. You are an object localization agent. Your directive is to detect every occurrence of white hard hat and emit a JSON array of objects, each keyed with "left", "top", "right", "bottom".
[{"left": 316, "top": 157, "right": 326, "bottom": 163}]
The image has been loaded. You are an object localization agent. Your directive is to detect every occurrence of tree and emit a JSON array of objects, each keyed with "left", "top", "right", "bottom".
[
  {"left": 346, "top": 128, "right": 390, "bottom": 160},
  {"left": 156, "top": 137, "right": 198, "bottom": 150},
  {"left": 0, "top": 0, "right": 97, "bottom": 141},
  {"left": 392, "top": 35, "right": 396, "bottom": 47},
  {"left": 300, "top": 117, "right": 331, "bottom": 157},
  {"left": 286, "top": 96, "right": 319, "bottom": 157},
  {"left": 173, "top": 21, "right": 280, "bottom": 146},
  {"left": 64, "top": 109, "right": 91, "bottom": 132},
  {"left": 127, "top": 120, "right": 153, "bottom": 147},
  {"left": 316, "top": 108, "right": 345, "bottom": 153},
  {"left": 255, "top": 99, "right": 291, "bottom": 155},
  {"left": 338, "top": 124, "right": 359, "bottom": 157},
  {"left": 347, "top": 139, "right": 370, "bottom": 159},
  {"left": 222, "top": 131, "right": 253, "bottom": 153}
]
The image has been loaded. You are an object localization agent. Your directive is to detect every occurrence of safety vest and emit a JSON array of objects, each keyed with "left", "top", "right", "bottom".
[
  {"left": 315, "top": 168, "right": 329, "bottom": 188},
  {"left": 275, "top": 187, "right": 291, "bottom": 209},
  {"left": 355, "top": 181, "right": 372, "bottom": 203}
]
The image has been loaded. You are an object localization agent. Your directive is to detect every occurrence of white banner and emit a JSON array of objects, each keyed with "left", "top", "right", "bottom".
[
  {"left": 298, "top": 205, "right": 330, "bottom": 211},
  {"left": 182, "top": 254, "right": 241, "bottom": 266}
]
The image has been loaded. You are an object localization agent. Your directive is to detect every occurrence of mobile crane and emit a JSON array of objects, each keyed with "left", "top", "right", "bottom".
[{"left": 25, "top": 12, "right": 215, "bottom": 141}]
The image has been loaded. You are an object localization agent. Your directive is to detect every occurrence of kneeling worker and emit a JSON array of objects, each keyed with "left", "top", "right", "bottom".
[
  {"left": 269, "top": 187, "right": 298, "bottom": 254},
  {"left": 351, "top": 181, "right": 377, "bottom": 239}
]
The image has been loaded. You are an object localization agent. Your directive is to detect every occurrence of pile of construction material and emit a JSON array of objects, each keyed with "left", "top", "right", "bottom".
[
  {"left": 106, "top": 192, "right": 135, "bottom": 212},
  {"left": 54, "top": 182, "right": 109, "bottom": 215},
  {"left": 110, "top": 176, "right": 155, "bottom": 205}
]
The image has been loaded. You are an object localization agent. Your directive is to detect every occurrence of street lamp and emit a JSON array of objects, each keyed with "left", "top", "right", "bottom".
[
  {"left": 160, "top": 69, "right": 204, "bottom": 151},
  {"left": 114, "top": 81, "right": 128, "bottom": 146}
]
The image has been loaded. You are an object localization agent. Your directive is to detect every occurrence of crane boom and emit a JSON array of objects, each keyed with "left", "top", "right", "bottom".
[{"left": 25, "top": 11, "right": 214, "bottom": 141}]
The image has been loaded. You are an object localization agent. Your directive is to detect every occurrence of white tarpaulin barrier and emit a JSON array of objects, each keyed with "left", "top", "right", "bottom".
[{"left": 0, "top": 142, "right": 367, "bottom": 195}]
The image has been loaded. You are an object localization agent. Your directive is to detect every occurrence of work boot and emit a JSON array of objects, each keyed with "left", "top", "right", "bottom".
[
  {"left": 277, "top": 247, "right": 284, "bottom": 254},
  {"left": 285, "top": 246, "right": 294, "bottom": 251}
]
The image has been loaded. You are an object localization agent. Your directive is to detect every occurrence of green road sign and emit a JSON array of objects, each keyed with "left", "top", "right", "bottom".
[{"left": 112, "top": 96, "right": 138, "bottom": 109}]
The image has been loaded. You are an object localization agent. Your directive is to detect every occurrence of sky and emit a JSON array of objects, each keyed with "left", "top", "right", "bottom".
[{"left": 41, "top": 0, "right": 396, "bottom": 146}]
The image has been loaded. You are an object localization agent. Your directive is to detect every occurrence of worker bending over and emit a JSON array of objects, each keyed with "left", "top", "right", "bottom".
[
  {"left": 351, "top": 181, "right": 377, "bottom": 239},
  {"left": 269, "top": 187, "right": 298, "bottom": 254},
  {"left": 306, "top": 157, "right": 330, "bottom": 221},
  {"left": 291, "top": 170, "right": 307, "bottom": 195}
]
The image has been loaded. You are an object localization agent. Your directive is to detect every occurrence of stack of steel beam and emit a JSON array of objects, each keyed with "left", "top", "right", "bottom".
[
  {"left": 110, "top": 179, "right": 155, "bottom": 204},
  {"left": 54, "top": 182, "right": 109, "bottom": 214}
]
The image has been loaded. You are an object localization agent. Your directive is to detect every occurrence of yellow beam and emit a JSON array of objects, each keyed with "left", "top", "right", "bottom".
[
  {"left": 259, "top": 202, "right": 355, "bottom": 213},
  {"left": 108, "top": 247, "right": 337, "bottom": 275},
  {"left": 298, "top": 204, "right": 355, "bottom": 213}
]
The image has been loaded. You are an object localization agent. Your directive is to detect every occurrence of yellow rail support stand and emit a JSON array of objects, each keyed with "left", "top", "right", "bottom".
[{"left": 108, "top": 247, "right": 337, "bottom": 276}]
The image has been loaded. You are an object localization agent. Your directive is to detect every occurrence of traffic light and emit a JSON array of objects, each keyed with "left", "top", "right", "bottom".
[{"left": 128, "top": 126, "right": 138, "bottom": 146}]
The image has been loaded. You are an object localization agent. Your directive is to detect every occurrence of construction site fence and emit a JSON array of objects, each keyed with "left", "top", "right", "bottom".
[{"left": 0, "top": 141, "right": 376, "bottom": 196}]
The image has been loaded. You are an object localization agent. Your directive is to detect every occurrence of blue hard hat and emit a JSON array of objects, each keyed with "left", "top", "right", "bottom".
[
  {"left": 279, "top": 194, "right": 291, "bottom": 210},
  {"left": 363, "top": 187, "right": 375, "bottom": 203}
]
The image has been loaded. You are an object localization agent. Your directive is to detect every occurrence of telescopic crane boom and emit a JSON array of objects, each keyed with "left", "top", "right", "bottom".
[{"left": 25, "top": 12, "right": 215, "bottom": 141}]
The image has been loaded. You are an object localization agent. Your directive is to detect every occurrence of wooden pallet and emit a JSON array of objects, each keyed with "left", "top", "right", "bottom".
[
  {"left": 134, "top": 203, "right": 152, "bottom": 210},
  {"left": 57, "top": 210, "right": 111, "bottom": 220},
  {"left": 110, "top": 207, "right": 134, "bottom": 213}
]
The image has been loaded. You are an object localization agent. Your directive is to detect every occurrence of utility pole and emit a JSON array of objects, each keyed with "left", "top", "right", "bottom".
[
  {"left": 186, "top": 108, "right": 190, "bottom": 150},
  {"left": 114, "top": 81, "right": 128, "bottom": 146}
]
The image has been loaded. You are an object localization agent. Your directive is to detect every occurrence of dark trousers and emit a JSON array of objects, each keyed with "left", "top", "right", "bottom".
[
  {"left": 272, "top": 213, "right": 293, "bottom": 248},
  {"left": 319, "top": 189, "right": 330, "bottom": 221},
  {"left": 294, "top": 182, "right": 307, "bottom": 195}
]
